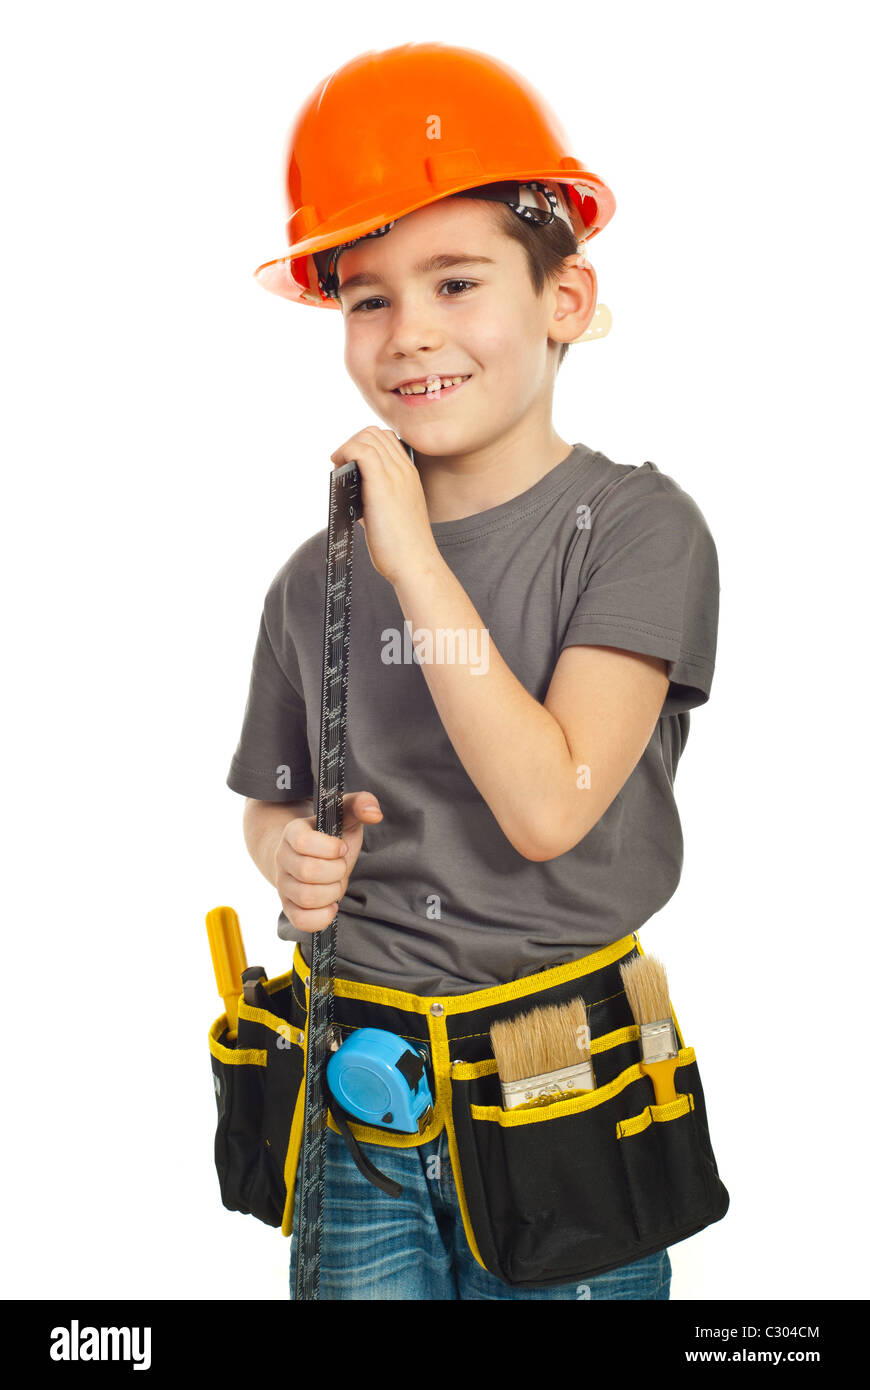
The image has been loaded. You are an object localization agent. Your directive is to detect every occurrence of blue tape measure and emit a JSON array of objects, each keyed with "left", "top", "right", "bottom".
[{"left": 327, "top": 1028, "right": 434, "bottom": 1133}]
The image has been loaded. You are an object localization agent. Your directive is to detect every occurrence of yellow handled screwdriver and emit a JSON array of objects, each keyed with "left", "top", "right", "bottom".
[{"left": 206, "top": 905, "right": 247, "bottom": 1042}]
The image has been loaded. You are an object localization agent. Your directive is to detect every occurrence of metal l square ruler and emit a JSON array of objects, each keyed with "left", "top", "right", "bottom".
[{"left": 293, "top": 458, "right": 362, "bottom": 1301}]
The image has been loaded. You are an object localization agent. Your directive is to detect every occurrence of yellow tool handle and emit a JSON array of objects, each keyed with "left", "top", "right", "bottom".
[
  {"left": 206, "top": 905, "right": 247, "bottom": 1041},
  {"left": 639, "top": 1057, "right": 679, "bottom": 1106}
]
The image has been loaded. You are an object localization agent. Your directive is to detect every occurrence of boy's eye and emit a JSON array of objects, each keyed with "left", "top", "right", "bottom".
[{"left": 349, "top": 279, "right": 477, "bottom": 313}]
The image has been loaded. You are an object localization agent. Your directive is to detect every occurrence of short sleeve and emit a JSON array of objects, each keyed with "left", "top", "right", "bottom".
[
  {"left": 226, "top": 607, "right": 314, "bottom": 802},
  {"left": 561, "top": 467, "right": 720, "bottom": 716}
]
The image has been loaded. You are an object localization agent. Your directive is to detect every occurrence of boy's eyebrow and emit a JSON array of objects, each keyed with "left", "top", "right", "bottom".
[{"left": 338, "top": 253, "right": 496, "bottom": 296}]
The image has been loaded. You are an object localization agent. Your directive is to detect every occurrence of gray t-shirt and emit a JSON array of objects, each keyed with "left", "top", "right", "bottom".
[{"left": 226, "top": 442, "right": 719, "bottom": 996}]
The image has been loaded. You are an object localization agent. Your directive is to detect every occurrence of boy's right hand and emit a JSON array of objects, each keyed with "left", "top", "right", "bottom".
[{"left": 274, "top": 791, "right": 383, "bottom": 934}]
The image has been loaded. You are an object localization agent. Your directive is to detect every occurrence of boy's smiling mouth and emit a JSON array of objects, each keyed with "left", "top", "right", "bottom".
[{"left": 391, "top": 373, "right": 471, "bottom": 404}]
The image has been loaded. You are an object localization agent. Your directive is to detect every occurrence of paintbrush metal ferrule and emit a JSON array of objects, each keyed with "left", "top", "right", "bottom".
[
  {"left": 500, "top": 1059, "right": 596, "bottom": 1111},
  {"left": 639, "top": 1018, "right": 678, "bottom": 1064}
]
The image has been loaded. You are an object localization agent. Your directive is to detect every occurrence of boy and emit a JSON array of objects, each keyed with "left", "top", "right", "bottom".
[{"left": 227, "top": 43, "right": 720, "bottom": 1301}]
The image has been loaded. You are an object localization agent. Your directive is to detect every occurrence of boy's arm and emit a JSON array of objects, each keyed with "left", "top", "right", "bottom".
[
  {"left": 243, "top": 797, "right": 315, "bottom": 888},
  {"left": 541, "top": 642, "right": 670, "bottom": 857},
  {"left": 392, "top": 556, "right": 669, "bottom": 862}
]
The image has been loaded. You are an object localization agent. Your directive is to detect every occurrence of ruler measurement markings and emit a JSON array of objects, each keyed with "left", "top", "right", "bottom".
[{"left": 294, "top": 459, "right": 361, "bottom": 1302}]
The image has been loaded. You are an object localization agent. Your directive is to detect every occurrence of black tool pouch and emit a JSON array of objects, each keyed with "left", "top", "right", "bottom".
[
  {"left": 447, "top": 955, "right": 730, "bottom": 1288},
  {"left": 207, "top": 937, "right": 730, "bottom": 1288},
  {"left": 208, "top": 969, "right": 306, "bottom": 1231}
]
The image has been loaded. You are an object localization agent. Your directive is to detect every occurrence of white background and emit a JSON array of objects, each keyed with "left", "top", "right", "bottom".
[{"left": 2, "top": 1, "right": 867, "bottom": 1302}]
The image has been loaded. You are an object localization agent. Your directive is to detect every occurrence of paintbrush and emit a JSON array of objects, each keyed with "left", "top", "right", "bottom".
[
  {"left": 489, "top": 995, "right": 595, "bottom": 1110},
  {"left": 619, "top": 954, "right": 680, "bottom": 1104}
]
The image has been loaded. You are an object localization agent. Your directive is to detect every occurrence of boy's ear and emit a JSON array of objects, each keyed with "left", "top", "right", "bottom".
[{"left": 550, "top": 259, "right": 599, "bottom": 346}]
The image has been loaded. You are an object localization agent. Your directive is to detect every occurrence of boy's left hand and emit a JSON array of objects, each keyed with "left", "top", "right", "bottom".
[{"left": 329, "top": 427, "right": 440, "bottom": 586}]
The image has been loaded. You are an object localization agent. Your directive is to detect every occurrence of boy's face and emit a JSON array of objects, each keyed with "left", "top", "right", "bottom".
[{"left": 334, "top": 198, "right": 594, "bottom": 457}]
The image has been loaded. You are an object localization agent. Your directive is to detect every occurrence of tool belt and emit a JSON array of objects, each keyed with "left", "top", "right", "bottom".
[{"left": 208, "top": 932, "right": 729, "bottom": 1289}]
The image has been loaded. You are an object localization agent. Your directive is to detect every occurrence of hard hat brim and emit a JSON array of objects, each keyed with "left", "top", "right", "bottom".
[{"left": 253, "top": 173, "right": 616, "bottom": 305}]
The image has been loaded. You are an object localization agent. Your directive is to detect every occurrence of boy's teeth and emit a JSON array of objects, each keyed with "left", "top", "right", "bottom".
[{"left": 398, "top": 375, "right": 468, "bottom": 395}]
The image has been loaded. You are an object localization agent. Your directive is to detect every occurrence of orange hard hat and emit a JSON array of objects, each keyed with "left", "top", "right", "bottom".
[{"left": 254, "top": 42, "right": 616, "bottom": 308}]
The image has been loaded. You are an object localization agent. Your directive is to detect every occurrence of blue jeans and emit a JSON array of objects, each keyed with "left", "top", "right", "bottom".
[{"left": 289, "top": 1126, "right": 671, "bottom": 1300}]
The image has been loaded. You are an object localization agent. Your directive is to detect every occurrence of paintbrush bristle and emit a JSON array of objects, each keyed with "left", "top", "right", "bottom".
[
  {"left": 489, "top": 996, "right": 590, "bottom": 1084},
  {"left": 620, "top": 954, "right": 671, "bottom": 1025}
]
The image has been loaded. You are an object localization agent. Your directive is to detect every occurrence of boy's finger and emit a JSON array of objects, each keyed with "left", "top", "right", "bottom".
[
  {"left": 341, "top": 791, "right": 383, "bottom": 827},
  {"left": 282, "top": 902, "right": 341, "bottom": 935},
  {"left": 290, "top": 823, "right": 350, "bottom": 858},
  {"left": 284, "top": 876, "right": 345, "bottom": 912},
  {"left": 279, "top": 849, "right": 347, "bottom": 886}
]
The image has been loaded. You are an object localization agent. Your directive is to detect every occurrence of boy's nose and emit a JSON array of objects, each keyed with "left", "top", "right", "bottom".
[{"left": 383, "top": 308, "right": 445, "bottom": 356}]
